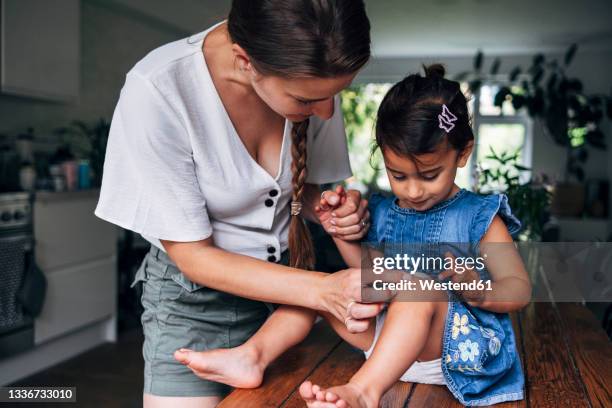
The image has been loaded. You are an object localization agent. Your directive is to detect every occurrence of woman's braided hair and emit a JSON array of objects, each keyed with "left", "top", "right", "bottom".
[{"left": 289, "top": 120, "right": 314, "bottom": 269}]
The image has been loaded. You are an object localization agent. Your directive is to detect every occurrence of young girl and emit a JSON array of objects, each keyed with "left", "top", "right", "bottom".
[{"left": 174, "top": 65, "right": 531, "bottom": 407}]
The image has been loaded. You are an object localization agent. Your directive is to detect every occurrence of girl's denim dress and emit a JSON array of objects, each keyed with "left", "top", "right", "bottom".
[{"left": 366, "top": 189, "right": 525, "bottom": 406}]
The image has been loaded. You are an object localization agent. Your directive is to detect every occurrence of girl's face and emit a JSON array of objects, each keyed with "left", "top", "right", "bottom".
[{"left": 383, "top": 141, "right": 473, "bottom": 211}]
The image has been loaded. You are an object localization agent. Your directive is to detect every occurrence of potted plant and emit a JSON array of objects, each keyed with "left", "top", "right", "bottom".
[
  {"left": 477, "top": 147, "right": 552, "bottom": 241},
  {"left": 54, "top": 119, "right": 110, "bottom": 188}
]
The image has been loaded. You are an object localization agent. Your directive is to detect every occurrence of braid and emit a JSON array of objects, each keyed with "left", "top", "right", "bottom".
[{"left": 289, "top": 119, "right": 315, "bottom": 270}]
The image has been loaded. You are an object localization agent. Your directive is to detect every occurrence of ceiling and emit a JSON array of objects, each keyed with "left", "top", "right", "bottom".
[{"left": 111, "top": 0, "right": 612, "bottom": 57}]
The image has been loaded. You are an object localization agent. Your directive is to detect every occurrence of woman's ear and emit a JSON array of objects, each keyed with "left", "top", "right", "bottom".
[
  {"left": 231, "top": 43, "right": 256, "bottom": 75},
  {"left": 457, "top": 140, "right": 474, "bottom": 168}
]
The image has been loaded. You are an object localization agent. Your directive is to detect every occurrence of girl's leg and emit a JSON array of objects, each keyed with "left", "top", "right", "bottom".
[
  {"left": 143, "top": 394, "right": 221, "bottom": 408},
  {"left": 301, "top": 298, "right": 447, "bottom": 408},
  {"left": 320, "top": 311, "right": 376, "bottom": 351},
  {"left": 174, "top": 306, "right": 317, "bottom": 388}
]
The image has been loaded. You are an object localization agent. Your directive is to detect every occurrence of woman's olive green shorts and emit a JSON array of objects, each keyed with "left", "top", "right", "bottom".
[{"left": 131, "top": 246, "right": 287, "bottom": 397}]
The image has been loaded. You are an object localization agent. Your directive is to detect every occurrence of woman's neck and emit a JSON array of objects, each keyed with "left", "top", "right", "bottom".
[{"left": 203, "top": 23, "right": 254, "bottom": 95}]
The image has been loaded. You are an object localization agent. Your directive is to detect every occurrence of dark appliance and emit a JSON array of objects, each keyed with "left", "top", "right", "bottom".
[{"left": 0, "top": 192, "right": 37, "bottom": 358}]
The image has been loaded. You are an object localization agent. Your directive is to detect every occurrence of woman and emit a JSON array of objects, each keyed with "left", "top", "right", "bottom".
[{"left": 95, "top": 1, "right": 380, "bottom": 406}]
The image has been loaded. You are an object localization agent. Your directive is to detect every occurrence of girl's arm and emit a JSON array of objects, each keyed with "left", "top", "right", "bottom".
[
  {"left": 477, "top": 216, "right": 532, "bottom": 312},
  {"left": 438, "top": 216, "right": 531, "bottom": 313},
  {"left": 331, "top": 236, "right": 362, "bottom": 268}
]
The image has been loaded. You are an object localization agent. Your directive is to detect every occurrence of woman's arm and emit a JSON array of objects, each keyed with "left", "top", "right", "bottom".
[
  {"left": 161, "top": 238, "right": 375, "bottom": 323},
  {"left": 162, "top": 237, "right": 323, "bottom": 308}
]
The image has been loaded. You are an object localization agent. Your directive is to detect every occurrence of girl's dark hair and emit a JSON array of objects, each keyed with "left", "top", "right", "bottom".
[
  {"left": 228, "top": 0, "right": 371, "bottom": 270},
  {"left": 375, "top": 64, "right": 474, "bottom": 161}
]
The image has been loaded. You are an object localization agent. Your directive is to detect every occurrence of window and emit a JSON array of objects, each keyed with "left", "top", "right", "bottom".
[{"left": 456, "top": 83, "right": 533, "bottom": 191}]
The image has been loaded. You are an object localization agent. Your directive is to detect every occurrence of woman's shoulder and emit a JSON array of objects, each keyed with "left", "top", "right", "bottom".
[
  {"left": 130, "top": 22, "right": 224, "bottom": 81},
  {"left": 129, "top": 35, "right": 202, "bottom": 80}
]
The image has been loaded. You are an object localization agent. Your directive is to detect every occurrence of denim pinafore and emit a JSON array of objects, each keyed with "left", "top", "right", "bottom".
[{"left": 366, "top": 189, "right": 525, "bottom": 406}]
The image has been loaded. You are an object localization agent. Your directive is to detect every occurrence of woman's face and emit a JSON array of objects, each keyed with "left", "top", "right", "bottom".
[
  {"left": 232, "top": 43, "right": 358, "bottom": 122},
  {"left": 250, "top": 73, "right": 356, "bottom": 122},
  {"left": 383, "top": 142, "right": 473, "bottom": 211}
]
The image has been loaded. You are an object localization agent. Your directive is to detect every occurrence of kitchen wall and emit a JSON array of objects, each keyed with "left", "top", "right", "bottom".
[{"left": 0, "top": 0, "right": 221, "bottom": 150}]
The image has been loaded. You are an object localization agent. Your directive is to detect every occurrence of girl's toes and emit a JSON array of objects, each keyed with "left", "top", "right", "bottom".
[
  {"left": 335, "top": 399, "right": 348, "bottom": 408},
  {"left": 325, "top": 391, "right": 340, "bottom": 402},
  {"left": 299, "top": 381, "right": 315, "bottom": 400},
  {"left": 312, "top": 384, "right": 321, "bottom": 394},
  {"left": 316, "top": 390, "right": 327, "bottom": 401}
]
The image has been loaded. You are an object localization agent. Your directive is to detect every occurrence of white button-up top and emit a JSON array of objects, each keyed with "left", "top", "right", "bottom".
[{"left": 95, "top": 24, "right": 352, "bottom": 261}]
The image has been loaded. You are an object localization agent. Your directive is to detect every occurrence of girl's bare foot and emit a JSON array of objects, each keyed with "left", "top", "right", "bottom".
[
  {"left": 174, "top": 345, "right": 264, "bottom": 388},
  {"left": 299, "top": 381, "right": 340, "bottom": 407},
  {"left": 299, "top": 381, "right": 378, "bottom": 408}
]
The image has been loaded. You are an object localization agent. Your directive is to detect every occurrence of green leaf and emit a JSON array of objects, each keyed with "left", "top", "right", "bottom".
[
  {"left": 564, "top": 43, "right": 578, "bottom": 66},
  {"left": 474, "top": 50, "right": 484, "bottom": 71},
  {"left": 531, "top": 67, "right": 544, "bottom": 85},
  {"left": 490, "top": 58, "right": 501, "bottom": 75},
  {"left": 533, "top": 54, "right": 545, "bottom": 66},
  {"left": 509, "top": 67, "right": 521, "bottom": 82}
]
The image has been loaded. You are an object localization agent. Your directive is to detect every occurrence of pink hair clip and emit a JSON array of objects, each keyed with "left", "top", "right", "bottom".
[{"left": 438, "top": 104, "right": 458, "bottom": 133}]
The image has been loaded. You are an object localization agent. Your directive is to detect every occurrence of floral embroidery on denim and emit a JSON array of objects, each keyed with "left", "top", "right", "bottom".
[
  {"left": 458, "top": 339, "right": 480, "bottom": 362},
  {"left": 451, "top": 313, "right": 471, "bottom": 339},
  {"left": 488, "top": 335, "right": 502, "bottom": 356}
]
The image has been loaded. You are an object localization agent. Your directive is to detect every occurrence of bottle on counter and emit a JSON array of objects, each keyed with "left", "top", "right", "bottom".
[
  {"left": 78, "top": 160, "right": 91, "bottom": 190},
  {"left": 62, "top": 160, "right": 78, "bottom": 191},
  {"left": 19, "top": 162, "right": 37, "bottom": 191}
]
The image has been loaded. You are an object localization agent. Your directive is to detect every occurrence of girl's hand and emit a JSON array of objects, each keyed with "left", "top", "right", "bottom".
[
  {"left": 316, "top": 185, "right": 369, "bottom": 241},
  {"left": 318, "top": 267, "right": 387, "bottom": 332},
  {"left": 438, "top": 252, "right": 486, "bottom": 306}
]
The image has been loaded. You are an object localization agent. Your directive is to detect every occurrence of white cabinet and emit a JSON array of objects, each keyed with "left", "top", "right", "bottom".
[
  {"left": 34, "top": 190, "right": 116, "bottom": 271},
  {"left": 0, "top": 0, "right": 80, "bottom": 101},
  {"left": 34, "top": 257, "right": 116, "bottom": 344},
  {"left": 33, "top": 190, "right": 117, "bottom": 344}
]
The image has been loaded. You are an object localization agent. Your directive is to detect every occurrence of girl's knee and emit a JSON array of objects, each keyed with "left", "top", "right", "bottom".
[{"left": 387, "top": 295, "right": 447, "bottom": 318}]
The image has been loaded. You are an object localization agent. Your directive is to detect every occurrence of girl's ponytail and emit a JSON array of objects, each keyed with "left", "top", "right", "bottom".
[{"left": 423, "top": 63, "right": 446, "bottom": 79}]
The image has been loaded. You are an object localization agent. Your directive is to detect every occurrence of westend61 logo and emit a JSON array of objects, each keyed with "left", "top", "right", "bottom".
[{"left": 371, "top": 254, "right": 487, "bottom": 275}]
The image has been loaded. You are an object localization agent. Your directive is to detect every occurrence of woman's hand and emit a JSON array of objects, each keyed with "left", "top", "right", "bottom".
[
  {"left": 318, "top": 266, "right": 389, "bottom": 332},
  {"left": 316, "top": 185, "right": 369, "bottom": 241}
]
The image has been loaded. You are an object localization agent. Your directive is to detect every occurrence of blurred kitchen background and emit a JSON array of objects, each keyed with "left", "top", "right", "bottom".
[{"left": 0, "top": 0, "right": 610, "bottom": 405}]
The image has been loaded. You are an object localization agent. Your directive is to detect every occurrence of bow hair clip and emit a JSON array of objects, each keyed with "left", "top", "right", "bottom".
[{"left": 438, "top": 104, "right": 458, "bottom": 133}]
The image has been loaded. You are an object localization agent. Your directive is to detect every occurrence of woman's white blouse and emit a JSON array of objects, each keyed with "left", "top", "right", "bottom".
[{"left": 95, "top": 25, "right": 352, "bottom": 261}]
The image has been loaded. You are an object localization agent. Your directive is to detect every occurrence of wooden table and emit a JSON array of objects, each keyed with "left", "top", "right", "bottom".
[{"left": 219, "top": 302, "right": 611, "bottom": 407}]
